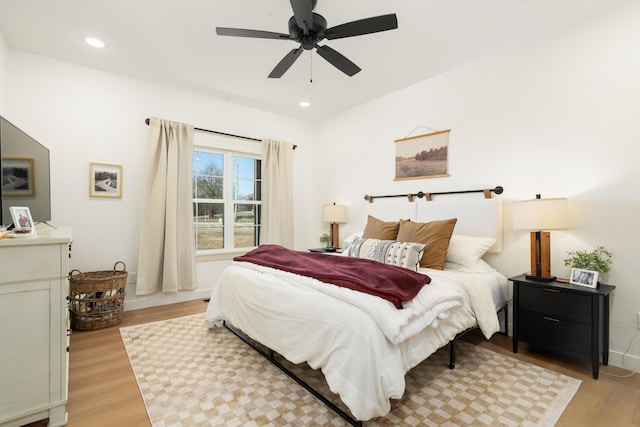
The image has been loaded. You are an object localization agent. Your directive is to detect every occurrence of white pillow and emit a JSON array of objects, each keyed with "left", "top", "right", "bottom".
[
  {"left": 445, "top": 259, "right": 496, "bottom": 273},
  {"left": 446, "top": 234, "right": 496, "bottom": 270},
  {"left": 343, "top": 232, "right": 362, "bottom": 249}
]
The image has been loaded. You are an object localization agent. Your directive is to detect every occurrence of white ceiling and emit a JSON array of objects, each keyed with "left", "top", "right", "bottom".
[{"left": 0, "top": 0, "right": 630, "bottom": 122}]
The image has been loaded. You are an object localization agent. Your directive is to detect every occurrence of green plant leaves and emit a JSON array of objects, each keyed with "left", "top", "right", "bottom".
[{"left": 563, "top": 246, "right": 613, "bottom": 273}]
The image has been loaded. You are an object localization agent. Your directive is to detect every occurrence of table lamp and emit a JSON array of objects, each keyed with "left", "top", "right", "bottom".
[
  {"left": 512, "top": 194, "right": 568, "bottom": 281},
  {"left": 321, "top": 203, "right": 348, "bottom": 249}
]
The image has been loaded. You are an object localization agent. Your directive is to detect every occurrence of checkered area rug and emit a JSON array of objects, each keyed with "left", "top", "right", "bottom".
[{"left": 120, "top": 314, "right": 581, "bottom": 426}]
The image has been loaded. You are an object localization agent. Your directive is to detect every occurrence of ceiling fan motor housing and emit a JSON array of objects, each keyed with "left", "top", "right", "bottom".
[{"left": 288, "top": 13, "right": 327, "bottom": 50}]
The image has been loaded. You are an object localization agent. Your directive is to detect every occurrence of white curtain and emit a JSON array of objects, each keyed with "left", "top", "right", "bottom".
[
  {"left": 136, "top": 117, "right": 197, "bottom": 294},
  {"left": 260, "top": 139, "right": 294, "bottom": 247}
]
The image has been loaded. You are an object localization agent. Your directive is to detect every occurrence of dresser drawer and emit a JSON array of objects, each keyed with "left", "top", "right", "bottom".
[
  {"left": 519, "top": 309, "right": 591, "bottom": 357},
  {"left": 0, "top": 244, "right": 62, "bottom": 283},
  {"left": 520, "top": 285, "right": 591, "bottom": 324}
]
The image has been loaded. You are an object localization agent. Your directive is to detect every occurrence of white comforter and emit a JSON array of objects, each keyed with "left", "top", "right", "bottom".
[
  {"left": 229, "top": 261, "right": 464, "bottom": 345},
  {"left": 205, "top": 262, "right": 501, "bottom": 421}
]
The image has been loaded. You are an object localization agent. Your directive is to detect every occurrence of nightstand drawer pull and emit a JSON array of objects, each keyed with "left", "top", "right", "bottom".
[
  {"left": 543, "top": 316, "right": 560, "bottom": 322},
  {"left": 544, "top": 288, "right": 560, "bottom": 293}
]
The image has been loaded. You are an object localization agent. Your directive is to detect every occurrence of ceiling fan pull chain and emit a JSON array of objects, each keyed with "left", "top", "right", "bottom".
[{"left": 310, "top": 51, "right": 313, "bottom": 83}]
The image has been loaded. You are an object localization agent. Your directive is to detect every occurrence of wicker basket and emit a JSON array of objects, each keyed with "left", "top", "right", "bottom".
[{"left": 69, "top": 262, "right": 127, "bottom": 330}]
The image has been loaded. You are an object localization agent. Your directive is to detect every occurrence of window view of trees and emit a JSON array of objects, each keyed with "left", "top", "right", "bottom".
[{"left": 192, "top": 149, "right": 261, "bottom": 251}]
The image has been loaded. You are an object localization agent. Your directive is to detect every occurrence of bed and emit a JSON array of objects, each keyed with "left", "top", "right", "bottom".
[{"left": 205, "top": 194, "right": 507, "bottom": 424}]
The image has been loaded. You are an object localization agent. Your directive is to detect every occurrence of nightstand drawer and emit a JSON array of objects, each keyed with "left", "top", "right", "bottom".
[
  {"left": 520, "top": 285, "right": 591, "bottom": 323},
  {"left": 519, "top": 309, "right": 591, "bottom": 356}
]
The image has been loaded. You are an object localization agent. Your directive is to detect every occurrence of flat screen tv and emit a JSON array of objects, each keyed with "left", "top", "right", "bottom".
[{"left": 0, "top": 116, "right": 51, "bottom": 227}]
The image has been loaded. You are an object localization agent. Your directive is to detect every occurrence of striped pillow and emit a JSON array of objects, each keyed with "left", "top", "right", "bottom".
[{"left": 347, "top": 237, "right": 425, "bottom": 271}]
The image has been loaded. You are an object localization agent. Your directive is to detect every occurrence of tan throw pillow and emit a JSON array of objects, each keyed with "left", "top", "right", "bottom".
[
  {"left": 362, "top": 215, "right": 400, "bottom": 240},
  {"left": 396, "top": 218, "right": 457, "bottom": 270}
]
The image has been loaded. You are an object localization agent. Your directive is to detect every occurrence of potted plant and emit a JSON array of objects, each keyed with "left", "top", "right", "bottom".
[
  {"left": 563, "top": 245, "right": 613, "bottom": 274},
  {"left": 319, "top": 233, "right": 331, "bottom": 248}
]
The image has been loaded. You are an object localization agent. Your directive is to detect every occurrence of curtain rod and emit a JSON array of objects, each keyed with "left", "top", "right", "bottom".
[
  {"left": 144, "top": 118, "right": 296, "bottom": 149},
  {"left": 364, "top": 186, "right": 504, "bottom": 202}
]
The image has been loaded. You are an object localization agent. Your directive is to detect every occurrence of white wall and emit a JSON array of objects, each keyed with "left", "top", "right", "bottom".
[
  {"left": 312, "top": 1, "right": 640, "bottom": 371},
  {"left": 4, "top": 52, "right": 316, "bottom": 309},
  {"left": 0, "top": 32, "right": 7, "bottom": 111}
]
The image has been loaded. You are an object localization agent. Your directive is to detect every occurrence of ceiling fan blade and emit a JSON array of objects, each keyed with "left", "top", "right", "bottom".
[
  {"left": 268, "top": 46, "right": 304, "bottom": 78},
  {"left": 289, "top": 0, "right": 314, "bottom": 35},
  {"left": 325, "top": 14, "right": 398, "bottom": 40},
  {"left": 216, "top": 27, "right": 290, "bottom": 40},
  {"left": 315, "top": 44, "right": 361, "bottom": 77}
]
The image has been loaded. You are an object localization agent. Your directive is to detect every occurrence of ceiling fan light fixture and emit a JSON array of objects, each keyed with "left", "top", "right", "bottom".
[
  {"left": 299, "top": 101, "right": 311, "bottom": 108},
  {"left": 85, "top": 37, "right": 106, "bottom": 48},
  {"left": 215, "top": 0, "right": 398, "bottom": 78}
]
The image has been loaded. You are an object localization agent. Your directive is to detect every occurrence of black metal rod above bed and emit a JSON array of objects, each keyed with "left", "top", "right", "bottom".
[{"left": 364, "top": 186, "right": 503, "bottom": 203}]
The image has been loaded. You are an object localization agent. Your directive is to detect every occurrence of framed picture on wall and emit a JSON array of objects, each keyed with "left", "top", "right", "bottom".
[
  {"left": 89, "top": 162, "right": 123, "bottom": 198},
  {"left": 2, "top": 157, "right": 35, "bottom": 196},
  {"left": 569, "top": 268, "right": 598, "bottom": 288}
]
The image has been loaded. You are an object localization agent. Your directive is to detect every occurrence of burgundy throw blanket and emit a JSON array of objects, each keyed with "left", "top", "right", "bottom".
[{"left": 234, "top": 244, "right": 431, "bottom": 309}]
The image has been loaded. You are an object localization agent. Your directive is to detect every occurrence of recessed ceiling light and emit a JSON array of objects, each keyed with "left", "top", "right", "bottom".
[
  {"left": 299, "top": 101, "right": 311, "bottom": 108},
  {"left": 85, "top": 37, "right": 106, "bottom": 48}
]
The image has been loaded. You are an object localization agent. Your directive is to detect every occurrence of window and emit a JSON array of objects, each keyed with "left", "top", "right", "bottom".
[{"left": 192, "top": 132, "right": 261, "bottom": 253}]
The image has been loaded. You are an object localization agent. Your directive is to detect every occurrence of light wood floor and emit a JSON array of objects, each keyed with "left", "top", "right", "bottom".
[{"left": 64, "top": 300, "right": 640, "bottom": 427}]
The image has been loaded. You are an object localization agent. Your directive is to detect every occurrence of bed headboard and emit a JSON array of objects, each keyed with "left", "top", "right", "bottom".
[{"left": 360, "top": 197, "right": 503, "bottom": 253}]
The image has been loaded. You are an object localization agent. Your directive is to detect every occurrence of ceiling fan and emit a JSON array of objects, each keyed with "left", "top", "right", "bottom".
[{"left": 216, "top": 0, "right": 398, "bottom": 78}]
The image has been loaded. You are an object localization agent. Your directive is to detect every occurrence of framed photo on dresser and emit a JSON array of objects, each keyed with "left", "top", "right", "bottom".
[
  {"left": 9, "top": 206, "right": 35, "bottom": 233},
  {"left": 569, "top": 268, "right": 598, "bottom": 288}
]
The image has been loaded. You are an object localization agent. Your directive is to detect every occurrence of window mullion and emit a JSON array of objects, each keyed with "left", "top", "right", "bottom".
[{"left": 223, "top": 151, "right": 234, "bottom": 249}]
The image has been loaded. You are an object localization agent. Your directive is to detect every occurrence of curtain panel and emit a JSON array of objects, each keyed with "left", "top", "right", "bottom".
[
  {"left": 260, "top": 139, "right": 294, "bottom": 248},
  {"left": 136, "top": 117, "right": 197, "bottom": 294}
]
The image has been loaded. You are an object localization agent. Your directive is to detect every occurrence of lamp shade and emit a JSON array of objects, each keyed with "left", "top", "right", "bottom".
[
  {"left": 512, "top": 197, "right": 568, "bottom": 231},
  {"left": 322, "top": 204, "right": 348, "bottom": 224}
]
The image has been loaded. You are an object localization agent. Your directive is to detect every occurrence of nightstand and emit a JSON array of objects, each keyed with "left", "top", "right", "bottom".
[{"left": 510, "top": 275, "right": 615, "bottom": 379}]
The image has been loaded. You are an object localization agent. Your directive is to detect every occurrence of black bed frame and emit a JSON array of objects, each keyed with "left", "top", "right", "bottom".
[
  {"left": 223, "top": 304, "right": 508, "bottom": 426},
  {"left": 223, "top": 321, "right": 363, "bottom": 426}
]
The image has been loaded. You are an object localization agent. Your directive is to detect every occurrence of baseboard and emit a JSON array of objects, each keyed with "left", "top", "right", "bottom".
[
  {"left": 123, "top": 288, "right": 213, "bottom": 311},
  {"left": 608, "top": 349, "right": 640, "bottom": 373}
]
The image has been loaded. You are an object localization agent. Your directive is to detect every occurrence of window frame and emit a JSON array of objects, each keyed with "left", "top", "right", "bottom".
[{"left": 192, "top": 131, "right": 262, "bottom": 259}]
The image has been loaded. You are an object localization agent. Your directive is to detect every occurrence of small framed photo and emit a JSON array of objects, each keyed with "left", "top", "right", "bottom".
[
  {"left": 2, "top": 158, "right": 35, "bottom": 196},
  {"left": 9, "top": 206, "right": 35, "bottom": 233},
  {"left": 90, "top": 163, "right": 122, "bottom": 198},
  {"left": 569, "top": 268, "right": 599, "bottom": 288}
]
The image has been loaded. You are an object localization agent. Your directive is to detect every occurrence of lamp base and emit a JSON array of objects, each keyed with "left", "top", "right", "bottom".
[
  {"left": 329, "top": 223, "right": 340, "bottom": 249},
  {"left": 525, "top": 274, "right": 557, "bottom": 282},
  {"left": 529, "top": 231, "right": 554, "bottom": 282}
]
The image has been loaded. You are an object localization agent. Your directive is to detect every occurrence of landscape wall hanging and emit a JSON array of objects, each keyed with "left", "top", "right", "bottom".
[{"left": 394, "top": 129, "right": 450, "bottom": 181}]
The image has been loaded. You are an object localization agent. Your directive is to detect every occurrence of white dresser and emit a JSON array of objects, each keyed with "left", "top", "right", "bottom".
[{"left": 0, "top": 228, "right": 72, "bottom": 427}]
